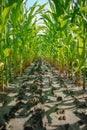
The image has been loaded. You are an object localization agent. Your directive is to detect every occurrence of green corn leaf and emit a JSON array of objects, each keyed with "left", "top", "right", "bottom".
[
  {"left": 75, "top": 58, "right": 86, "bottom": 74},
  {"left": 48, "top": 0, "right": 55, "bottom": 12},
  {"left": 8, "top": 0, "right": 20, "bottom": 6},
  {"left": 42, "top": 14, "right": 53, "bottom": 25},
  {"left": 36, "top": 3, "right": 47, "bottom": 13},
  {"left": 0, "top": 7, "right": 10, "bottom": 32},
  {"left": 29, "top": 1, "right": 37, "bottom": 16}
]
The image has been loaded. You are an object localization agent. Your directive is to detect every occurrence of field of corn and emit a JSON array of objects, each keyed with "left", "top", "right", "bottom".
[{"left": 0, "top": 0, "right": 87, "bottom": 130}]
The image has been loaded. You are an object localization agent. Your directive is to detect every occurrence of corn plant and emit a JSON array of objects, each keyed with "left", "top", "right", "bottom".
[
  {"left": 0, "top": 0, "right": 87, "bottom": 92},
  {"left": 39, "top": 0, "right": 87, "bottom": 89},
  {"left": 0, "top": 0, "right": 48, "bottom": 91}
]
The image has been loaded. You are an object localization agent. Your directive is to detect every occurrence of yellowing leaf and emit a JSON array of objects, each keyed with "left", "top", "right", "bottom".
[
  {"left": 18, "top": 13, "right": 23, "bottom": 22},
  {"left": 4, "top": 48, "right": 10, "bottom": 57},
  {"left": 78, "top": 36, "right": 83, "bottom": 55},
  {"left": 18, "top": 39, "right": 22, "bottom": 46},
  {"left": 58, "top": 15, "right": 67, "bottom": 28},
  {"left": 80, "top": 6, "right": 87, "bottom": 12},
  {"left": 0, "top": 62, "right": 4, "bottom": 70}
]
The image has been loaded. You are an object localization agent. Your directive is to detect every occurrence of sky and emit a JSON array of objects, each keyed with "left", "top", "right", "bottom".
[{"left": 26, "top": 0, "right": 49, "bottom": 9}]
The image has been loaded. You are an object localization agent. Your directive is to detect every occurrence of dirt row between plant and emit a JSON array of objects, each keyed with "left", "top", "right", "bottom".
[{"left": 0, "top": 57, "right": 87, "bottom": 130}]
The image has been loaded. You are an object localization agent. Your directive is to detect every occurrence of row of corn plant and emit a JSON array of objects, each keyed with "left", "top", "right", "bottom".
[
  {"left": 0, "top": 0, "right": 46, "bottom": 92},
  {"left": 38, "top": 0, "right": 87, "bottom": 89},
  {"left": 0, "top": 0, "right": 86, "bottom": 92}
]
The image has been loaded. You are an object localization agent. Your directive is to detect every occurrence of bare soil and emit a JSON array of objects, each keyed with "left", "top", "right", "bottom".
[{"left": 0, "top": 58, "right": 87, "bottom": 130}]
